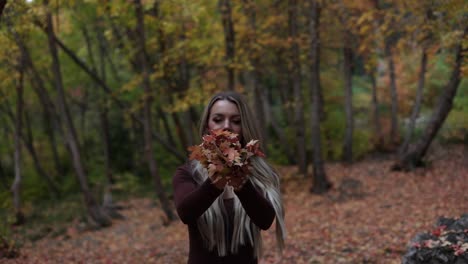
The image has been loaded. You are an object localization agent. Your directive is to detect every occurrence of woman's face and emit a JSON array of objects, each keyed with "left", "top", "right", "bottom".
[{"left": 207, "top": 99, "right": 242, "bottom": 135}]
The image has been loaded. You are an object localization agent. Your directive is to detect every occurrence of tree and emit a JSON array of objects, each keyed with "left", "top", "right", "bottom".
[
  {"left": 393, "top": 28, "right": 466, "bottom": 171},
  {"left": 12, "top": 26, "right": 64, "bottom": 178},
  {"left": 134, "top": 0, "right": 175, "bottom": 223},
  {"left": 289, "top": 0, "right": 307, "bottom": 176},
  {"left": 241, "top": 0, "right": 268, "bottom": 148},
  {"left": 308, "top": 0, "right": 331, "bottom": 194},
  {"left": 355, "top": 1, "right": 385, "bottom": 151},
  {"left": 398, "top": 3, "right": 435, "bottom": 155},
  {"left": 385, "top": 38, "right": 400, "bottom": 146},
  {"left": 338, "top": 1, "right": 355, "bottom": 163},
  {"left": 12, "top": 52, "right": 25, "bottom": 225},
  {"left": 0, "top": 0, "right": 6, "bottom": 19},
  {"left": 219, "top": 0, "right": 236, "bottom": 90},
  {"left": 43, "top": 0, "right": 111, "bottom": 227},
  {"left": 399, "top": 49, "right": 428, "bottom": 155}
]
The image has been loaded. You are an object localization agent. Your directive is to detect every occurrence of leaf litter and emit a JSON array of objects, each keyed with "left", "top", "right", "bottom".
[{"left": 3, "top": 146, "right": 467, "bottom": 264}]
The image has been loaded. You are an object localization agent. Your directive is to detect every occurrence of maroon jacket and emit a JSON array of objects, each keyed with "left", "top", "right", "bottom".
[{"left": 172, "top": 162, "right": 276, "bottom": 264}]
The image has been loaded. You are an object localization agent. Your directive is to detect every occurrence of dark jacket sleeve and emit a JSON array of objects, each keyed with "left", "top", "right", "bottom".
[
  {"left": 172, "top": 164, "right": 223, "bottom": 224},
  {"left": 235, "top": 180, "right": 276, "bottom": 230}
]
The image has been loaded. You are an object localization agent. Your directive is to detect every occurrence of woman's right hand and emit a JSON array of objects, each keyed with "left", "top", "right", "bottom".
[
  {"left": 210, "top": 172, "right": 249, "bottom": 191},
  {"left": 210, "top": 173, "right": 229, "bottom": 190}
]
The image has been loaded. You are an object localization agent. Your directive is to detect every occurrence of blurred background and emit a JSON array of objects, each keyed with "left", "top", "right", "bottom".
[{"left": 0, "top": 0, "right": 466, "bottom": 263}]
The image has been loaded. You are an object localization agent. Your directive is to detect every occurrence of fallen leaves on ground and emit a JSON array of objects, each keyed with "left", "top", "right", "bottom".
[{"left": 3, "top": 146, "right": 467, "bottom": 264}]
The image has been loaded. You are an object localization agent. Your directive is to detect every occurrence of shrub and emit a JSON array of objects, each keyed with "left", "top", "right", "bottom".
[{"left": 402, "top": 214, "right": 468, "bottom": 264}]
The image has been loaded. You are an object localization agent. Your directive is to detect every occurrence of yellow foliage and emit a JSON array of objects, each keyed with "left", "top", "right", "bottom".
[
  {"left": 120, "top": 75, "right": 143, "bottom": 94},
  {"left": 461, "top": 64, "right": 468, "bottom": 78},
  {"left": 165, "top": 87, "right": 207, "bottom": 113}
]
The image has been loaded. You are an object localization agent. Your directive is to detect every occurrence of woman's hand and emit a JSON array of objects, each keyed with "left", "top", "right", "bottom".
[
  {"left": 210, "top": 173, "right": 229, "bottom": 190},
  {"left": 210, "top": 173, "right": 249, "bottom": 191},
  {"left": 227, "top": 174, "right": 249, "bottom": 191}
]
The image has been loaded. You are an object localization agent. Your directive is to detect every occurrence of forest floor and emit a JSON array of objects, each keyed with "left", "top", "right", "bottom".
[{"left": 2, "top": 146, "right": 468, "bottom": 264}]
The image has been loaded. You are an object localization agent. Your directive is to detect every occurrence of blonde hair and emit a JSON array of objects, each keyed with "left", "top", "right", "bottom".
[{"left": 192, "top": 91, "right": 286, "bottom": 257}]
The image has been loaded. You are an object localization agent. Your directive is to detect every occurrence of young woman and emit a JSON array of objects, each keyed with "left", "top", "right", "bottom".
[{"left": 172, "top": 91, "right": 286, "bottom": 264}]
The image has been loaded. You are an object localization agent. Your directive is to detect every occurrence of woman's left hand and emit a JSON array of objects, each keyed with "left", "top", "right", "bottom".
[{"left": 227, "top": 174, "right": 249, "bottom": 191}]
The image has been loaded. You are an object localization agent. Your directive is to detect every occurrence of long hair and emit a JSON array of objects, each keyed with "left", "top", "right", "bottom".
[{"left": 192, "top": 91, "right": 286, "bottom": 257}]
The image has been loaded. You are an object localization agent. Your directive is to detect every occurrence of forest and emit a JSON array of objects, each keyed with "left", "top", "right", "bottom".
[{"left": 0, "top": 0, "right": 467, "bottom": 263}]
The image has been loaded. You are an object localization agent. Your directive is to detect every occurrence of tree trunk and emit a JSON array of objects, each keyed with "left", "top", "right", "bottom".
[
  {"left": 276, "top": 52, "right": 295, "bottom": 126},
  {"left": 23, "top": 111, "right": 61, "bottom": 198},
  {"left": 393, "top": 36, "right": 464, "bottom": 171},
  {"left": 10, "top": 26, "right": 64, "bottom": 178},
  {"left": 219, "top": 0, "right": 235, "bottom": 90},
  {"left": 172, "top": 112, "right": 189, "bottom": 150},
  {"left": 253, "top": 82, "right": 267, "bottom": 148},
  {"left": 0, "top": 159, "right": 9, "bottom": 191},
  {"left": 99, "top": 109, "right": 112, "bottom": 186},
  {"left": 342, "top": 34, "right": 354, "bottom": 163},
  {"left": 308, "top": 1, "right": 331, "bottom": 194},
  {"left": 1, "top": 92, "right": 61, "bottom": 199},
  {"left": 178, "top": 34, "right": 195, "bottom": 148},
  {"left": 44, "top": 0, "right": 111, "bottom": 227},
  {"left": 95, "top": 22, "right": 122, "bottom": 218},
  {"left": 399, "top": 49, "right": 427, "bottom": 154},
  {"left": 157, "top": 107, "right": 177, "bottom": 147},
  {"left": 242, "top": 0, "right": 267, "bottom": 147},
  {"left": 134, "top": 0, "right": 175, "bottom": 223},
  {"left": 269, "top": 106, "right": 296, "bottom": 164},
  {"left": 385, "top": 42, "right": 400, "bottom": 146},
  {"left": 369, "top": 71, "right": 384, "bottom": 150},
  {"left": 289, "top": 0, "right": 307, "bottom": 176},
  {"left": 0, "top": 0, "right": 6, "bottom": 19},
  {"left": 0, "top": 87, "right": 60, "bottom": 199},
  {"left": 12, "top": 55, "right": 25, "bottom": 225}
]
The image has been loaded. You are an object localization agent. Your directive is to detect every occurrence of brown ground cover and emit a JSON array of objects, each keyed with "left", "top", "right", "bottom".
[{"left": 4, "top": 147, "right": 467, "bottom": 264}]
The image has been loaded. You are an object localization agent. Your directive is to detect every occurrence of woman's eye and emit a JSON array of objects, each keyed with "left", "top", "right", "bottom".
[
  {"left": 213, "top": 118, "right": 222, "bottom": 123},
  {"left": 232, "top": 119, "right": 241, "bottom": 124}
]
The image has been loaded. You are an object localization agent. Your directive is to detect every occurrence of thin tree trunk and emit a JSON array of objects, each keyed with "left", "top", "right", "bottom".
[
  {"left": 172, "top": 112, "right": 189, "bottom": 149},
  {"left": 393, "top": 34, "right": 465, "bottom": 171},
  {"left": 308, "top": 1, "right": 331, "bottom": 194},
  {"left": 253, "top": 85, "right": 267, "bottom": 146},
  {"left": 276, "top": 52, "right": 295, "bottom": 125},
  {"left": 134, "top": 0, "right": 175, "bottom": 223},
  {"left": 154, "top": 7, "right": 194, "bottom": 149},
  {"left": 44, "top": 0, "right": 111, "bottom": 227},
  {"left": 23, "top": 111, "right": 61, "bottom": 198},
  {"left": 99, "top": 108, "right": 112, "bottom": 185},
  {"left": 289, "top": 0, "right": 307, "bottom": 176},
  {"left": 157, "top": 107, "right": 176, "bottom": 147},
  {"left": 97, "top": 23, "right": 114, "bottom": 185},
  {"left": 0, "top": 159, "right": 9, "bottom": 191},
  {"left": 9, "top": 26, "right": 64, "bottom": 178},
  {"left": 269, "top": 108, "right": 296, "bottom": 164},
  {"left": 369, "top": 0, "right": 384, "bottom": 151},
  {"left": 12, "top": 56, "right": 25, "bottom": 225},
  {"left": 385, "top": 42, "right": 399, "bottom": 146},
  {"left": 342, "top": 34, "right": 354, "bottom": 163},
  {"left": 219, "top": 0, "right": 235, "bottom": 90},
  {"left": 178, "top": 30, "right": 195, "bottom": 147},
  {"left": 370, "top": 71, "right": 384, "bottom": 150},
  {"left": 0, "top": 0, "right": 6, "bottom": 19},
  {"left": 241, "top": 0, "right": 267, "bottom": 146},
  {"left": 1, "top": 92, "right": 61, "bottom": 198},
  {"left": 399, "top": 49, "right": 427, "bottom": 154},
  {"left": 95, "top": 23, "right": 122, "bottom": 218}
]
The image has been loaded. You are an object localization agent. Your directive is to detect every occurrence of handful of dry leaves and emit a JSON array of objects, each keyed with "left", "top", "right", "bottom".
[{"left": 188, "top": 130, "right": 265, "bottom": 179}]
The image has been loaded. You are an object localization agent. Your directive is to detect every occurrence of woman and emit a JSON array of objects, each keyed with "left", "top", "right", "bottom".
[{"left": 172, "top": 91, "right": 286, "bottom": 264}]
